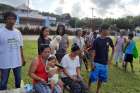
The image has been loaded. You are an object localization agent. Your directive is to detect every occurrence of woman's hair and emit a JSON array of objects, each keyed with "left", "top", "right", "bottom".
[
  {"left": 39, "top": 27, "right": 49, "bottom": 43},
  {"left": 56, "top": 24, "right": 66, "bottom": 36},
  {"left": 3, "top": 11, "right": 17, "bottom": 21},
  {"left": 40, "top": 45, "right": 50, "bottom": 54},
  {"left": 71, "top": 43, "right": 80, "bottom": 52}
]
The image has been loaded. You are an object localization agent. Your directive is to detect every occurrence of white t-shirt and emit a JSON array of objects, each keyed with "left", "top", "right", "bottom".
[
  {"left": 61, "top": 54, "right": 80, "bottom": 77},
  {"left": 0, "top": 27, "right": 23, "bottom": 69}
]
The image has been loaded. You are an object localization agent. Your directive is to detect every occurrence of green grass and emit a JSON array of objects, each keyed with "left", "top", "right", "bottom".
[{"left": 7, "top": 38, "right": 140, "bottom": 93}]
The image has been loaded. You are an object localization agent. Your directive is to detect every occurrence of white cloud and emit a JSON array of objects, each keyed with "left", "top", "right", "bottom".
[{"left": 0, "top": 0, "right": 140, "bottom": 18}]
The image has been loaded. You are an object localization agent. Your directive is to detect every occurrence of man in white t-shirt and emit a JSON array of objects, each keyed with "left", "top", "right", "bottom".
[
  {"left": 0, "top": 12, "right": 26, "bottom": 90},
  {"left": 61, "top": 44, "right": 88, "bottom": 93},
  {"left": 61, "top": 53, "right": 80, "bottom": 78}
]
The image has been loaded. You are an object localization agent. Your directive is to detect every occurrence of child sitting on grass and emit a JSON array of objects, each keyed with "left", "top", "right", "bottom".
[{"left": 46, "top": 55, "right": 63, "bottom": 93}]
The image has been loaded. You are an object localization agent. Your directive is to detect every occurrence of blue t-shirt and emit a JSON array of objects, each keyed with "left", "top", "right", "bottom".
[
  {"left": 92, "top": 37, "right": 114, "bottom": 65},
  {"left": 125, "top": 40, "right": 135, "bottom": 54}
]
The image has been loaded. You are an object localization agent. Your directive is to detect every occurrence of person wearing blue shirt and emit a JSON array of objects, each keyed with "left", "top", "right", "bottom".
[{"left": 124, "top": 33, "right": 135, "bottom": 72}]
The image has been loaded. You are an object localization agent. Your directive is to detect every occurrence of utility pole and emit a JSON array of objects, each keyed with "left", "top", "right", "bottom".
[
  {"left": 91, "top": 8, "right": 95, "bottom": 32},
  {"left": 27, "top": 0, "right": 29, "bottom": 17},
  {"left": 91, "top": 8, "right": 94, "bottom": 19},
  {"left": 26, "top": 0, "right": 30, "bottom": 27}
]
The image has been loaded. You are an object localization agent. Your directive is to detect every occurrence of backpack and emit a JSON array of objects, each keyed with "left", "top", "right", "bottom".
[
  {"left": 133, "top": 44, "right": 138, "bottom": 58},
  {"left": 124, "top": 40, "right": 139, "bottom": 59}
]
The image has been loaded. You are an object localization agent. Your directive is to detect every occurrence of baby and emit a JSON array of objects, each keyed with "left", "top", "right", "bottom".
[{"left": 46, "top": 55, "right": 63, "bottom": 93}]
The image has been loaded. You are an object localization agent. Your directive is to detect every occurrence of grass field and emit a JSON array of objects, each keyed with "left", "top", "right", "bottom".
[{"left": 7, "top": 38, "right": 140, "bottom": 93}]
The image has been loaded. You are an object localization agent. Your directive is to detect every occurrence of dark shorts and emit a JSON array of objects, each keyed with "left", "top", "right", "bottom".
[
  {"left": 124, "top": 54, "right": 133, "bottom": 63},
  {"left": 61, "top": 77, "right": 88, "bottom": 93}
]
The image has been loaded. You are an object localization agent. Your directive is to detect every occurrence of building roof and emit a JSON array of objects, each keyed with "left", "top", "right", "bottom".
[
  {"left": 15, "top": 4, "right": 56, "bottom": 20},
  {"left": 15, "top": 11, "right": 46, "bottom": 19}
]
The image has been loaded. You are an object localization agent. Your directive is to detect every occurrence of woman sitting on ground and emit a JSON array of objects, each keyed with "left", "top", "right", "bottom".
[{"left": 29, "top": 45, "right": 52, "bottom": 93}]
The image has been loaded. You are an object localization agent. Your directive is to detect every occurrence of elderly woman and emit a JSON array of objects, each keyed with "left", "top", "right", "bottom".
[{"left": 61, "top": 44, "right": 88, "bottom": 93}]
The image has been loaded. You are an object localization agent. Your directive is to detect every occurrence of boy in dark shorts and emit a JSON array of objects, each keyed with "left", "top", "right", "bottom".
[
  {"left": 124, "top": 33, "right": 136, "bottom": 72},
  {"left": 89, "top": 24, "right": 114, "bottom": 93}
]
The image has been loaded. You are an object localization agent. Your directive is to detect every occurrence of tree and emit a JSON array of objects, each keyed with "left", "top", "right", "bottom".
[{"left": 69, "top": 17, "right": 80, "bottom": 28}]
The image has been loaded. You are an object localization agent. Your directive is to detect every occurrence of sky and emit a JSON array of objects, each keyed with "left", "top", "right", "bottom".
[{"left": 0, "top": 0, "right": 140, "bottom": 18}]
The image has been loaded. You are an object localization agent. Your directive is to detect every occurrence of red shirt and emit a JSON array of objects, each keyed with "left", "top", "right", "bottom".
[{"left": 33, "top": 56, "right": 48, "bottom": 84}]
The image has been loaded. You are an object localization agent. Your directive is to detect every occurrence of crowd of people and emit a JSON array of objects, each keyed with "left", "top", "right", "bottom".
[{"left": 0, "top": 11, "right": 139, "bottom": 93}]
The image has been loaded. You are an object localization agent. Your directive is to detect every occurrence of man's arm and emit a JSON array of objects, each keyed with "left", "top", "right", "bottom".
[
  {"left": 90, "top": 39, "right": 97, "bottom": 70},
  {"left": 110, "top": 46, "right": 115, "bottom": 62},
  {"left": 63, "top": 68, "right": 71, "bottom": 77},
  {"left": 91, "top": 39, "right": 97, "bottom": 61},
  {"left": 91, "top": 50, "right": 96, "bottom": 70},
  {"left": 76, "top": 67, "right": 81, "bottom": 77},
  {"left": 19, "top": 31, "right": 25, "bottom": 66},
  {"left": 76, "top": 56, "right": 81, "bottom": 77},
  {"left": 20, "top": 47, "right": 26, "bottom": 66},
  {"left": 109, "top": 39, "right": 115, "bottom": 64},
  {"left": 92, "top": 50, "right": 96, "bottom": 60}
]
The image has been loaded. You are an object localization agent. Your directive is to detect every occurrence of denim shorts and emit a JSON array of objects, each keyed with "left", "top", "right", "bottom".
[
  {"left": 90, "top": 62, "right": 108, "bottom": 83},
  {"left": 34, "top": 82, "right": 51, "bottom": 93}
]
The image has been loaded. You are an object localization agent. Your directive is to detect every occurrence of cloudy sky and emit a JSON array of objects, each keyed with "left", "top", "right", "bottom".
[{"left": 0, "top": 0, "right": 140, "bottom": 18}]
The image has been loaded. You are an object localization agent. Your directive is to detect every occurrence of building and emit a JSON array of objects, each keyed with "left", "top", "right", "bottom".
[
  {"left": 15, "top": 4, "right": 56, "bottom": 28},
  {"left": 0, "top": 4, "right": 56, "bottom": 28}
]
